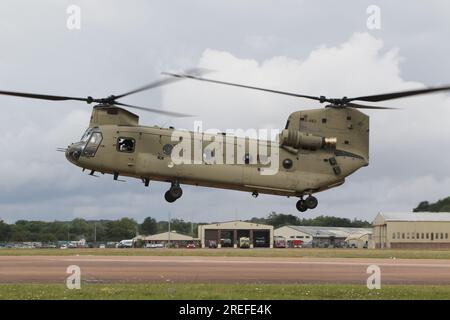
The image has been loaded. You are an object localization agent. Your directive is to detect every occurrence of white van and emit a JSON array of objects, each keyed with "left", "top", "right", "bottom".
[{"left": 117, "top": 239, "right": 133, "bottom": 248}]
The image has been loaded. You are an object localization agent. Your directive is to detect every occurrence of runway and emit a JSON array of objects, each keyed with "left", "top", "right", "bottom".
[{"left": 1, "top": 255, "right": 450, "bottom": 284}]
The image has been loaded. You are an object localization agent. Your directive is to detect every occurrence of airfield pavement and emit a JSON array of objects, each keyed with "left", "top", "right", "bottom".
[{"left": 1, "top": 255, "right": 450, "bottom": 285}]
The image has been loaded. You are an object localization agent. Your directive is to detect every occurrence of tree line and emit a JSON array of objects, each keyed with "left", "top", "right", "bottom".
[
  {"left": 247, "top": 212, "right": 372, "bottom": 229},
  {"left": 2, "top": 195, "right": 441, "bottom": 242},
  {"left": 413, "top": 196, "right": 450, "bottom": 212},
  {"left": 0, "top": 212, "right": 374, "bottom": 243},
  {"left": 0, "top": 217, "right": 197, "bottom": 243}
]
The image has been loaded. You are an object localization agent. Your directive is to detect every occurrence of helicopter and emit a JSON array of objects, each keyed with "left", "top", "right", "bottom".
[{"left": 1, "top": 70, "right": 449, "bottom": 212}]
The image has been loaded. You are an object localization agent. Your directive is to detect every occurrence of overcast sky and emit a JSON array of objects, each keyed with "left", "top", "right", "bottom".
[{"left": 0, "top": 1, "right": 449, "bottom": 224}]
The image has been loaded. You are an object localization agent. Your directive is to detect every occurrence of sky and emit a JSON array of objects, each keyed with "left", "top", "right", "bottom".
[{"left": 0, "top": 1, "right": 449, "bottom": 223}]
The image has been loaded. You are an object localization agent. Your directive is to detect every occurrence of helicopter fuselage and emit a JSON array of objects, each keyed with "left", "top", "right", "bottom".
[{"left": 65, "top": 105, "right": 369, "bottom": 203}]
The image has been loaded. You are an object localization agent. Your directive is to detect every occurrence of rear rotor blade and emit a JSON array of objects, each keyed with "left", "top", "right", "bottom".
[
  {"left": 349, "top": 85, "right": 450, "bottom": 102},
  {"left": 162, "top": 72, "right": 322, "bottom": 102},
  {"left": 115, "top": 68, "right": 213, "bottom": 100},
  {"left": 0, "top": 90, "right": 88, "bottom": 102},
  {"left": 115, "top": 102, "right": 194, "bottom": 117},
  {"left": 345, "top": 102, "right": 397, "bottom": 110}
]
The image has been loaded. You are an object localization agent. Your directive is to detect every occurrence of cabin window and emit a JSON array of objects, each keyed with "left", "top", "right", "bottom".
[
  {"left": 282, "top": 159, "right": 293, "bottom": 169},
  {"left": 83, "top": 132, "right": 102, "bottom": 157},
  {"left": 117, "top": 137, "right": 135, "bottom": 153},
  {"left": 243, "top": 153, "right": 253, "bottom": 164},
  {"left": 163, "top": 144, "right": 173, "bottom": 155}
]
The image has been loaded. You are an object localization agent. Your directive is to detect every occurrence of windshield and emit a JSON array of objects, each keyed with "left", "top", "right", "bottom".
[
  {"left": 80, "top": 128, "right": 93, "bottom": 142},
  {"left": 83, "top": 131, "right": 103, "bottom": 157}
]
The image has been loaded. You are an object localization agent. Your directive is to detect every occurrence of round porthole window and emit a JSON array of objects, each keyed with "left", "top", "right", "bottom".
[
  {"left": 283, "top": 158, "right": 293, "bottom": 169},
  {"left": 162, "top": 144, "right": 173, "bottom": 155},
  {"left": 244, "top": 153, "right": 252, "bottom": 164}
]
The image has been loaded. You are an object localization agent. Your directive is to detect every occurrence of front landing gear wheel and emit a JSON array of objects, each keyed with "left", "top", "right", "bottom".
[
  {"left": 296, "top": 200, "right": 308, "bottom": 212},
  {"left": 305, "top": 195, "right": 318, "bottom": 209}
]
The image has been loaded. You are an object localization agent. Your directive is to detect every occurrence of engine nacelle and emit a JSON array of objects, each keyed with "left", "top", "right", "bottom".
[{"left": 280, "top": 129, "right": 336, "bottom": 150}]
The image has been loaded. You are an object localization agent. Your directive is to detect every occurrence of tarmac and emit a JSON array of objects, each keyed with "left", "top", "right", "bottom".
[{"left": 1, "top": 255, "right": 450, "bottom": 284}]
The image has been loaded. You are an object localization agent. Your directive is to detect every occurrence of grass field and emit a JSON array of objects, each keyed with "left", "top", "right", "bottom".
[
  {"left": 1, "top": 247, "right": 450, "bottom": 259},
  {"left": 1, "top": 283, "right": 449, "bottom": 300}
]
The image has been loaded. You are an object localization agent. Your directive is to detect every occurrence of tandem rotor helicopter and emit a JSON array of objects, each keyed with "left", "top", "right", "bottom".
[{"left": 1, "top": 69, "right": 449, "bottom": 212}]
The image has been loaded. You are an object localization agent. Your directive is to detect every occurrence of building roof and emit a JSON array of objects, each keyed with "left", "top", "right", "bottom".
[
  {"left": 199, "top": 220, "right": 273, "bottom": 230},
  {"left": 280, "top": 225, "right": 372, "bottom": 238},
  {"left": 374, "top": 212, "right": 450, "bottom": 223},
  {"left": 136, "top": 231, "right": 194, "bottom": 241}
]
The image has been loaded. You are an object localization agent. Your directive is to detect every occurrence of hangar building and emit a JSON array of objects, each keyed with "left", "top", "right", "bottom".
[
  {"left": 373, "top": 212, "right": 450, "bottom": 249},
  {"left": 134, "top": 231, "right": 195, "bottom": 248},
  {"left": 198, "top": 221, "right": 273, "bottom": 248},
  {"left": 274, "top": 225, "right": 372, "bottom": 248}
]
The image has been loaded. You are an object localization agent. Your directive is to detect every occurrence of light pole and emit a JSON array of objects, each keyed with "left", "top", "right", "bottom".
[
  {"left": 168, "top": 211, "right": 171, "bottom": 248},
  {"left": 94, "top": 222, "right": 97, "bottom": 248}
]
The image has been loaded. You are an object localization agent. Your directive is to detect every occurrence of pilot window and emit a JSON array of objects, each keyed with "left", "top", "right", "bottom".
[
  {"left": 83, "top": 132, "right": 102, "bottom": 157},
  {"left": 117, "top": 137, "right": 135, "bottom": 153}
]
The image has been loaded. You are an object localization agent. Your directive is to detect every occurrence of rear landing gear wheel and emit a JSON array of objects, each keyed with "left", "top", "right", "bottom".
[
  {"left": 169, "top": 185, "right": 183, "bottom": 199},
  {"left": 164, "top": 182, "right": 183, "bottom": 203},
  {"left": 296, "top": 200, "right": 308, "bottom": 212},
  {"left": 164, "top": 191, "right": 176, "bottom": 203},
  {"left": 305, "top": 195, "right": 318, "bottom": 209}
]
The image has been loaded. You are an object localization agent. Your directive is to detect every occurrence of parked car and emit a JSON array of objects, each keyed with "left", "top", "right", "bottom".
[
  {"left": 208, "top": 240, "right": 217, "bottom": 248},
  {"left": 255, "top": 237, "right": 266, "bottom": 247},
  {"left": 145, "top": 243, "right": 164, "bottom": 248},
  {"left": 220, "top": 238, "right": 232, "bottom": 247},
  {"left": 239, "top": 237, "right": 250, "bottom": 248},
  {"left": 274, "top": 237, "right": 286, "bottom": 248},
  {"left": 186, "top": 242, "right": 196, "bottom": 249},
  {"left": 99, "top": 244, "right": 106, "bottom": 249},
  {"left": 60, "top": 244, "right": 68, "bottom": 250}
]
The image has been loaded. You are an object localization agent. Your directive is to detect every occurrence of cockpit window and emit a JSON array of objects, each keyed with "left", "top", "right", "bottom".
[
  {"left": 83, "top": 132, "right": 103, "bottom": 157},
  {"left": 117, "top": 137, "right": 135, "bottom": 153},
  {"left": 80, "top": 128, "right": 93, "bottom": 142}
]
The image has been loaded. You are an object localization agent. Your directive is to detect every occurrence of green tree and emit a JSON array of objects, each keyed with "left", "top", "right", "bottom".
[
  {"left": 105, "top": 218, "right": 138, "bottom": 241},
  {"left": 140, "top": 217, "right": 157, "bottom": 235},
  {"left": 69, "top": 218, "right": 89, "bottom": 239},
  {"left": 414, "top": 197, "right": 450, "bottom": 212},
  {"left": 0, "top": 220, "right": 12, "bottom": 241}
]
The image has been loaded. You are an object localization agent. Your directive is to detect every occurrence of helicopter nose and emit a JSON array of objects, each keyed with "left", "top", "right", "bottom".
[{"left": 65, "top": 143, "right": 83, "bottom": 164}]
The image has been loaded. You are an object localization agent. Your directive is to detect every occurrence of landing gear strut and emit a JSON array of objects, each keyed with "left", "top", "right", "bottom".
[
  {"left": 296, "top": 195, "right": 318, "bottom": 212},
  {"left": 164, "top": 181, "right": 183, "bottom": 203}
]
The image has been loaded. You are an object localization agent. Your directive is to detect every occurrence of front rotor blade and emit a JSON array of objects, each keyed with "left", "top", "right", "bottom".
[
  {"left": 115, "top": 102, "right": 194, "bottom": 117},
  {"left": 115, "top": 68, "right": 213, "bottom": 100},
  {"left": 162, "top": 72, "right": 322, "bottom": 102},
  {"left": 346, "top": 102, "right": 397, "bottom": 110},
  {"left": 0, "top": 90, "right": 88, "bottom": 102},
  {"left": 349, "top": 85, "right": 450, "bottom": 103}
]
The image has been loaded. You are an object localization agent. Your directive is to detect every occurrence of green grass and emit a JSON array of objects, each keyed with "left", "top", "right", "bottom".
[
  {"left": 1, "top": 283, "right": 450, "bottom": 300},
  {"left": 2, "top": 248, "right": 450, "bottom": 259}
]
